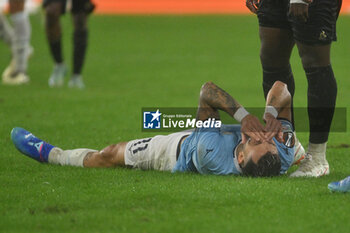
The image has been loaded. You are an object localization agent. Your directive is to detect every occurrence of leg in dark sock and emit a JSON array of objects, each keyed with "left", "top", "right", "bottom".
[
  {"left": 259, "top": 27, "right": 295, "bottom": 124},
  {"left": 297, "top": 42, "right": 336, "bottom": 144},
  {"left": 305, "top": 65, "right": 337, "bottom": 143},
  {"left": 45, "top": 2, "right": 63, "bottom": 64},
  {"left": 290, "top": 42, "right": 336, "bottom": 177},
  {"left": 72, "top": 12, "right": 88, "bottom": 75},
  {"left": 67, "top": 12, "right": 88, "bottom": 89},
  {"left": 49, "top": 40, "right": 63, "bottom": 64},
  {"left": 263, "top": 66, "right": 295, "bottom": 99},
  {"left": 46, "top": 2, "right": 67, "bottom": 87}
]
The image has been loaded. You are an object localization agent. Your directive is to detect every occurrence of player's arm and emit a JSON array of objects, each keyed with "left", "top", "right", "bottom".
[
  {"left": 196, "top": 81, "right": 266, "bottom": 142},
  {"left": 245, "top": 0, "right": 260, "bottom": 14},
  {"left": 264, "top": 81, "right": 292, "bottom": 141},
  {"left": 289, "top": 0, "right": 313, "bottom": 22}
]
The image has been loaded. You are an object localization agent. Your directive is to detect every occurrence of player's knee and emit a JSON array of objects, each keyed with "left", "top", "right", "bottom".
[
  {"left": 300, "top": 54, "right": 327, "bottom": 68},
  {"left": 102, "top": 144, "right": 118, "bottom": 155},
  {"left": 297, "top": 44, "right": 331, "bottom": 68},
  {"left": 9, "top": 0, "right": 25, "bottom": 13},
  {"left": 260, "top": 51, "right": 290, "bottom": 68},
  {"left": 74, "top": 28, "right": 88, "bottom": 42},
  {"left": 260, "top": 38, "right": 293, "bottom": 67},
  {"left": 299, "top": 51, "right": 315, "bottom": 67},
  {"left": 73, "top": 14, "right": 87, "bottom": 31},
  {"left": 100, "top": 151, "right": 115, "bottom": 165},
  {"left": 45, "top": 3, "right": 61, "bottom": 21},
  {"left": 101, "top": 143, "right": 123, "bottom": 165}
]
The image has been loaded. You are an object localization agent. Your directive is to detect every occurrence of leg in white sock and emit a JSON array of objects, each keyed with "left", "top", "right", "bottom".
[
  {"left": 290, "top": 142, "right": 329, "bottom": 177},
  {"left": 308, "top": 142, "right": 327, "bottom": 160},
  {"left": 10, "top": 11, "right": 31, "bottom": 74},
  {"left": 0, "top": 12, "right": 14, "bottom": 45},
  {"left": 48, "top": 148, "right": 97, "bottom": 167},
  {"left": 47, "top": 142, "right": 128, "bottom": 168}
]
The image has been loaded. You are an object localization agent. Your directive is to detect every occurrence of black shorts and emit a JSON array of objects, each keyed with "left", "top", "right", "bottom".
[
  {"left": 43, "top": 0, "right": 95, "bottom": 15},
  {"left": 257, "top": 0, "right": 342, "bottom": 45}
]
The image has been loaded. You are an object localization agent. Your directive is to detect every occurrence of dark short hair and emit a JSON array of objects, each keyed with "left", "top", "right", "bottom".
[{"left": 241, "top": 151, "right": 281, "bottom": 177}]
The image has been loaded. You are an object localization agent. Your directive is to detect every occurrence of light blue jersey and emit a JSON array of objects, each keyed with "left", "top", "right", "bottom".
[{"left": 173, "top": 120, "right": 295, "bottom": 175}]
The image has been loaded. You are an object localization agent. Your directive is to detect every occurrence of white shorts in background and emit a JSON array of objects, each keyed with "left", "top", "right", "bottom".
[{"left": 124, "top": 131, "right": 191, "bottom": 171}]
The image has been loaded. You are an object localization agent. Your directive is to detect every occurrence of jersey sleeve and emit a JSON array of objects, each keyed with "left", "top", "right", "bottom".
[
  {"left": 273, "top": 119, "right": 295, "bottom": 174},
  {"left": 192, "top": 128, "right": 234, "bottom": 175}
]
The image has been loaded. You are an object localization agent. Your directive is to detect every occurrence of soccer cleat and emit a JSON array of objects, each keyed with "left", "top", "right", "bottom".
[
  {"left": 2, "top": 72, "right": 29, "bottom": 85},
  {"left": 2, "top": 59, "right": 16, "bottom": 78},
  {"left": 328, "top": 176, "right": 350, "bottom": 193},
  {"left": 48, "top": 63, "right": 67, "bottom": 87},
  {"left": 289, "top": 153, "right": 329, "bottom": 177},
  {"left": 68, "top": 74, "right": 85, "bottom": 89},
  {"left": 11, "top": 127, "right": 54, "bottom": 163},
  {"left": 2, "top": 45, "right": 33, "bottom": 80},
  {"left": 293, "top": 138, "right": 306, "bottom": 165}
]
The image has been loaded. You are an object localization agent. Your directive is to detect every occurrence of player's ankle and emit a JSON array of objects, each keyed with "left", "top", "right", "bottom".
[
  {"left": 307, "top": 142, "right": 327, "bottom": 162},
  {"left": 55, "top": 62, "right": 65, "bottom": 67},
  {"left": 48, "top": 148, "right": 96, "bottom": 167},
  {"left": 71, "top": 74, "right": 81, "bottom": 79},
  {"left": 308, "top": 142, "right": 327, "bottom": 154}
]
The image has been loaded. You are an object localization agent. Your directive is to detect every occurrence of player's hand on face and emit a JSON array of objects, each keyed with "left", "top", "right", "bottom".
[
  {"left": 289, "top": 3, "right": 310, "bottom": 23},
  {"left": 241, "top": 114, "right": 266, "bottom": 144},
  {"left": 246, "top": 0, "right": 259, "bottom": 14},
  {"left": 263, "top": 113, "right": 283, "bottom": 142}
]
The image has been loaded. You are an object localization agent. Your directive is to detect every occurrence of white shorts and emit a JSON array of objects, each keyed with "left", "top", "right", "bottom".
[{"left": 124, "top": 131, "right": 191, "bottom": 171}]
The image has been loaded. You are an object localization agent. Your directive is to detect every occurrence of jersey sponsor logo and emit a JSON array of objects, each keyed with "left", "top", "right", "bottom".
[
  {"left": 319, "top": 30, "right": 328, "bottom": 41},
  {"left": 282, "top": 131, "right": 295, "bottom": 148}
]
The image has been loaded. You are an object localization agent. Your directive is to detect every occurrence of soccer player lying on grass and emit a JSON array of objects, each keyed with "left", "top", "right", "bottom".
[{"left": 11, "top": 81, "right": 305, "bottom": 177}]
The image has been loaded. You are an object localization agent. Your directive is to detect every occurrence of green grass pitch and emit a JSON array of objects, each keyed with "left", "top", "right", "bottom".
[{"left": 1, "top": 14, "right": 350, "bottom": 232}]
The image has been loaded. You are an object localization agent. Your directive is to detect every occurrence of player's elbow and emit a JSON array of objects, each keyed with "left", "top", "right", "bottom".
[
  {"left": 201, "top": 81, "right": 215, "bottom": 91},
  {"left": 272, "top": 81, "right": 287, "bottom": 90},
  {"left": 272, "top": 81, "right": 290, "bottom": 94},
  {"left": 200, "top": 81, "right": 215, "bottom": 98},
  {"left": 272, "top": 81, "right": 291, "bottom": 104}
]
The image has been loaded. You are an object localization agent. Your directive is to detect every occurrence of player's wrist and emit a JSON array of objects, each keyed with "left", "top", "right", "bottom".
[
  {"left": 264, "top": 106, "right": 278, "bottom": 119},
  {"left": 234, "top": 107, "right": 250, "bottom": 122}
]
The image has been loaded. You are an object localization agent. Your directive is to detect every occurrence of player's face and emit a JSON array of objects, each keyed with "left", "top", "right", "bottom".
[{"left": 242, "top": 138, "right": 278, "bottom": 165}]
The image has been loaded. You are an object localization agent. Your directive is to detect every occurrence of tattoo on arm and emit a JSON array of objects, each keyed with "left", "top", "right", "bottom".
[
  {"left": 268, "top": 96, "right": 276, "bottom": 105},
  {"left": 196, "top": 82, "right": 242, "bottom": 121}
]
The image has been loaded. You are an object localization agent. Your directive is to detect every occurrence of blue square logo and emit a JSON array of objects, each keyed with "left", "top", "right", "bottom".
[{"left": 143, "top": 109, "right": 162, "bottom": 129}]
